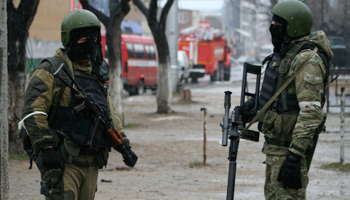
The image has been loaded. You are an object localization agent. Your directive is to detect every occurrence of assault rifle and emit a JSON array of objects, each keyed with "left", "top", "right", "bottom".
[
  {"left": 53, "top": 63, "right": 138, "bottom": 167},
  {"left": 220, "top": 62, "right": 261, "bottom": 200}
]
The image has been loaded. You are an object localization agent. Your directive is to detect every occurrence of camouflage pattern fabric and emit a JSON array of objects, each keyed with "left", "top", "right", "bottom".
[
  {"left": 264, "top": 154, "right": 308, "bottom": 200},
  {"left": 261, "top": 31, "right": 333, "bottom": 199},
  {"left": 286, "top": 31, "right": 331, "bottom": 156},
  {"left": 21, "top": 48, "right": 128, "bottom": 150},
  {"left": 262, "top": 30, "right": 333, "bottom": 156}
]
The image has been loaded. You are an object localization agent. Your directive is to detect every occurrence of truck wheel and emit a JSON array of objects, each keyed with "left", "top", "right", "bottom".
[
  {"left": 136, "top": 80, "right": 145, "bottom": 95},
  {"left": 128, "top": 88, "right": 137, "bottom": 96},
  {"left": 219, "top": 63, "right": 225, "bottom": 81},
  {"left": 191, "top": 76, "right": 198, "bottom": 83},
  {"left": 224, "top": 65, "right": 231, "bottom": 81}
]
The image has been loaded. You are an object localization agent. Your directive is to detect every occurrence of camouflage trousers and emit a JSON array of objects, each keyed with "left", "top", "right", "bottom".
[
  {"left": 264, "top": 153, "right": 309, "bottom": 200},
  {"left": 38, "top": 154, "right": 98, "bottom": 200}
]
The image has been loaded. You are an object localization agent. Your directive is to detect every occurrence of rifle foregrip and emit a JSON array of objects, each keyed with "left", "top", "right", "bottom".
[
  {"left": 107, "top": 127, "right": 123, "bottom": 145},
  {"left": 222, "top": 91, "right": 232, "bottom": 146},
  {"left": 122, "top": 146, "right": 138, "bottom": 167}
]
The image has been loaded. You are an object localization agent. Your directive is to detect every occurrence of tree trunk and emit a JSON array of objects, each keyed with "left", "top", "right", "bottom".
[
  {"left": 7, "top": 0, "right": 40, "bottom": 154},
  {"left": 156, "top": 61, "right": 172, "bottom": 113},
  {"left": 107, "top": 24, "right": 125, "bottom": 124},
  {"left": 1, "top": 0, "right": 9, "bottom": 198},
  {"left": 7, "top": 72, "right": 26, "bottom": 154},
  {"left": 153, "top": 31, "right": 172, "bottom": 113}
]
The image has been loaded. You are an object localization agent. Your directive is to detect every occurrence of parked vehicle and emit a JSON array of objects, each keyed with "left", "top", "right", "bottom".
[
  {"left": 328, "top": 36, "right": 347, "bottom": 67},
  {"left": 178, "top": 21, "right": 231, "bottom": 82},
  {"left": 177, "top": 50, "right": 191, "bottom": 83},
  {"left": 234, "top": 56, "right": 257, "bottom": 68},
  {"left": 101, "top": 34, "right": 158, "bottom": 95}
]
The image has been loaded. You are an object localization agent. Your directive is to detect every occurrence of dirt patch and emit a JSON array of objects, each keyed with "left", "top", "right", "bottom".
[{"left": 9, "top": 82, "right": 350, "bottom": 200}]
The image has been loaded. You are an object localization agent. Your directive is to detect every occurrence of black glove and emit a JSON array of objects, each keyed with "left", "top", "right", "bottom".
[
  {"left": 40, "top": 148, "right": 62, "bottom": 169},
  {"left": 115, "top": 140, "right": 138, "bottom": 167},
  {"left": 277, "top": 151, "right": 302, "bottom": 190},
  {"left": 241, "top": 97, "right": 256, "bottom": 123}
]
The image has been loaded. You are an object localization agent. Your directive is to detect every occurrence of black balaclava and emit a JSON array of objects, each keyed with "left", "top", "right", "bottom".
[
  {"left": 269, "top": 15, "right": 287, "bottom": 53},
  {"left": 66, "top": 27, "right": 102, "bottom": 65}
]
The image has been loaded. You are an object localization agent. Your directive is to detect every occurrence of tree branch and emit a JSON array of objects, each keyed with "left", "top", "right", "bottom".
[
  {"left": 132, "top": 0, "right": 149, "bottom": 17},
  {"left": 80, "top": 0, "right": 109, "bottom": 25},
  {"left": 6, "top": 0, "right": 15, "bottom": 14},
  {"left": 148, "top": 0, "right": 158, "bottom": 22}
]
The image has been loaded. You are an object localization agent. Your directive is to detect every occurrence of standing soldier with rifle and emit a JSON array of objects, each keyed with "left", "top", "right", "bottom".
[
  {"left": 221, "top": 0, "right": 333, "bottom": 199},
  {"left": 19, "top": 9, "right": 137, "bottom": 200}
]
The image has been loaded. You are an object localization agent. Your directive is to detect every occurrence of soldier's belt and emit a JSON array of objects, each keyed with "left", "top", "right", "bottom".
[
  {"left": 72, "top": 160, "right": 97, "bottom": 167},
  {"left": 264, "top": 136, "right": 291, "bottom": 147}
]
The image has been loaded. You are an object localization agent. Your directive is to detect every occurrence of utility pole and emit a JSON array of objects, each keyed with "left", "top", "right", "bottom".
[
  {"left": 340, "top": 87, "right": 345, "bottom": 164},
  {"left": 0, "top": 0, "right": 9, "bottom": 199},
  {"left": 166, "top": 0, "right": 179, "bottom": 92}
]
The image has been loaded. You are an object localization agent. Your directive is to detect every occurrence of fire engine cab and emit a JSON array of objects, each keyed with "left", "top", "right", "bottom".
[{"left": 178, "top": 20, "right": 231, "bottom": 82}]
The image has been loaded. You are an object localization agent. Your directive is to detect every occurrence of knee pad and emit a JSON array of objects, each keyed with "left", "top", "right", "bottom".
[{"left": 43, "top": 190, "right": 74, "bottom": 200}]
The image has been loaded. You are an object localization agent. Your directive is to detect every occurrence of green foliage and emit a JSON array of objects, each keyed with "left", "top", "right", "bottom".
[
  {"left": 320, "top": 162, "right": 350, "bottom": 172},
  {"left": 124, "top": 123, "right": 140, "bottom": 129},
  {"left": 9, "top": 154, "right": 29, "bottom": 161}
]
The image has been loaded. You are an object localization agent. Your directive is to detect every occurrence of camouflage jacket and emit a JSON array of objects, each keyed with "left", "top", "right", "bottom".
[
  {"left": 21, "top": 48, "right": 127, "bottom": 151},
  {"left": 263, "top": 31, "right": 333, "bottom": 156}
]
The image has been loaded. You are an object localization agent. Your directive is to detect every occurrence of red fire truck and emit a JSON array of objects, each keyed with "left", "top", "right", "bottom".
[
  {"left": 178, "top": 21, "right": 231, "bottom": 82},
  {"left": 101, "top": 34, "right": 158, "bottom": 95}
]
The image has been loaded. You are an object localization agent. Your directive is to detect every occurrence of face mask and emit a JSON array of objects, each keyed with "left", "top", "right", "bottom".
[
  {"left": 66, "top": 28, "right": 102, "bottom": 65},
  {"left": 68, "top": 39, "right": 102, "bottom": 64},
  {"left": 269, "top": 24, "right": 286, "bottom": 52}
]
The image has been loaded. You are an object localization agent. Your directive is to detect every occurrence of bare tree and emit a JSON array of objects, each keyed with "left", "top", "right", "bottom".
[
  {"left": 133, "top": 0, "right": 174, "bottom": 113},
  {"left": 1, "top": 0, "right": 9, "bottom": 198},
  {"left": 7, "top": 0, "right": 40, "bottom": 154},
  {"left": 80, "top": 0, "right": 131, "bottom": 124}
]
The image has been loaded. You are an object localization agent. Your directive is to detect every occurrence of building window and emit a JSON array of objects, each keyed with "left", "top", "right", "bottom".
[
  {"left": 178, "top": 12, "right": 188, "bottom": 24},
  {"left": 126, "top": 43, "right": 135, "bottom": 59}
]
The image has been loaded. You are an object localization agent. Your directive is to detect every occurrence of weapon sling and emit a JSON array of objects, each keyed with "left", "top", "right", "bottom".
[{"left": 241, "top": 47, "right": 318, "bottom": 137}]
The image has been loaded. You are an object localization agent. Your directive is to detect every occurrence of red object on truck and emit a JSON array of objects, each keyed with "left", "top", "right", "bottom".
[
  {"left": 101, "top": 34, "right": 158, "bottom": 95},
  {"left": 178, "top": 21, "right": 231, "bottom": 82}
]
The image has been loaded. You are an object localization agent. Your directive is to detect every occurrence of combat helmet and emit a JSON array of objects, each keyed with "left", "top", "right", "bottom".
[
  {"left": 272, "top": 0, "right": 313, "bottom": 38},
  {"left": 61, "top": 9, "right": 101, "bottom": 46}
]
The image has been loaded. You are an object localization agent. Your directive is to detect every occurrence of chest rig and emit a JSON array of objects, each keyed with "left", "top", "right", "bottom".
[
  {"left": 259, "top": 41, "right": 319, "bottom": 114},
  {"left": 49, "top": 60, "right": 113, "bottom": 149}
]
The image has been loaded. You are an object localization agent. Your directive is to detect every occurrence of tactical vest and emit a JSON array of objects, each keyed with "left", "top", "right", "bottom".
[
  {"left": 45, "top": 57, "right": 113, "bottom": 149},
  {"left": 259, "top": 41, "right": 329, "bottom": 114}
]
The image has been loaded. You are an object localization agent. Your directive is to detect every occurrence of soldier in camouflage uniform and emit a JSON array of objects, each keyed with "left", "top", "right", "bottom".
[
  {"left": 242, "top": 1, "right": 333, "bottom": 199},
  {"left": 20, "top": 9, "right": 137, "bottom": 200}
]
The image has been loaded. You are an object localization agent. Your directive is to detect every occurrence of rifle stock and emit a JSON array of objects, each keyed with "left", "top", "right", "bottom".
[{"left": 53, "top": 63, "right": 138, "bottom": 167}]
